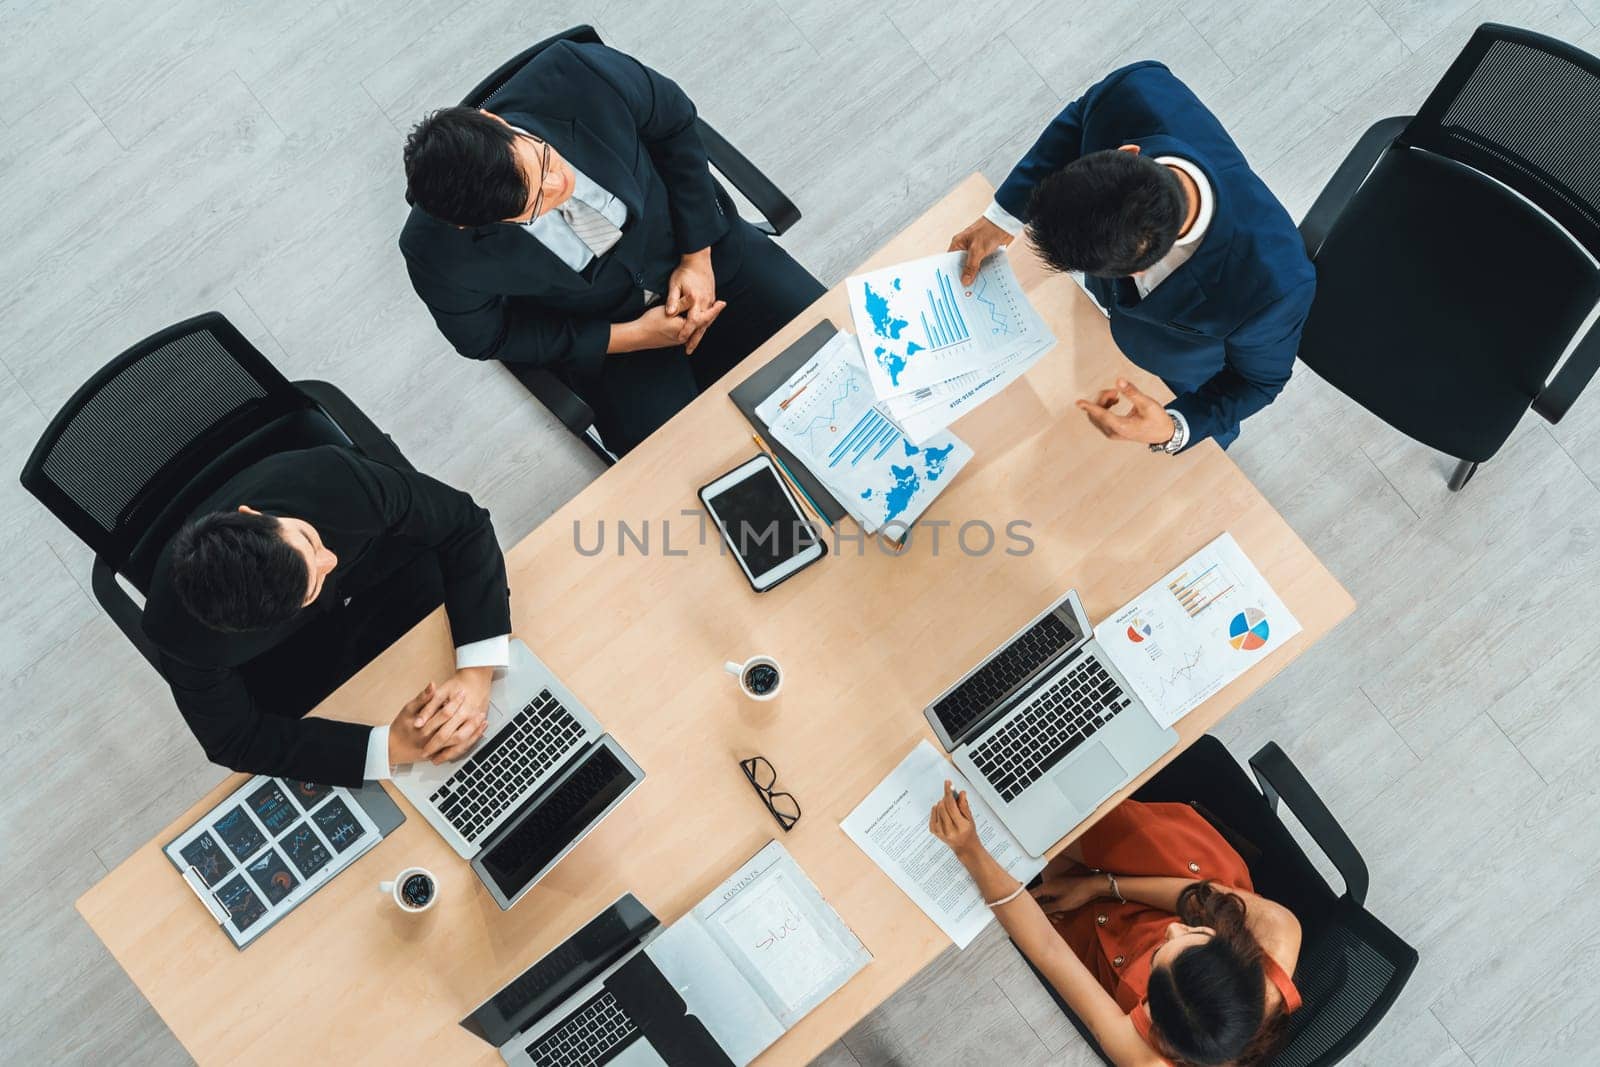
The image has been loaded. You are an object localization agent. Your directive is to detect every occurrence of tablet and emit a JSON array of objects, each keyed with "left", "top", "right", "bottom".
[{"left": 699, "top": 455, "right": 825, "bottom": 591}]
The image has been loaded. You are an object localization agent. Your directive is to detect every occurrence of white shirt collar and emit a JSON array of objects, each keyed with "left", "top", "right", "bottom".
[
  {"left": 1133, "top": 156, "right": 1213, "bottom": 298},
  {"left": 1157, "top": 155, "right": 1212, "bottom": 248}
]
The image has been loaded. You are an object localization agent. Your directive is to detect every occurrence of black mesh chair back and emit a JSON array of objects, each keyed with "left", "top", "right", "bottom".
[
  {"left": 1017, "top": 736, "right": 1416, "bottom": 1067},
  {"left": 1296, "top": 23, "right": 1600, "bottom": 490},
  {"left": 463, "top": 25, "right": 601, "bottom": 109},
  {"left": 20, "top": 313, "right": 347, "bottom": 591},
  {"left": 1400, "top": 23, "right": 1600, "bottom": 257}
]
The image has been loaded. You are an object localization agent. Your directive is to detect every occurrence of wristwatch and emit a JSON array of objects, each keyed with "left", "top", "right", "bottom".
[{"left": 1148, "top": 410, "right": 1187, "bottom": 455}]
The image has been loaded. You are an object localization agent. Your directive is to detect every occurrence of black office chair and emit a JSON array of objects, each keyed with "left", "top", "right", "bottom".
[
  {"left": 1297, "top": 23, "right": 1600, "bottom": 491},
  {"left": 1016, "top": 736, "right": 1417, "bottom": 1067},
  {"left": 448, "top": 24, "right": 805, "bottom": 465},
  {"left": 19, "top": 312, "right": 426, "bottom": 684}
]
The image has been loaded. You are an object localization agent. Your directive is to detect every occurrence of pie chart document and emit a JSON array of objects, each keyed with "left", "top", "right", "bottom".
[{"left": 1093, "top": 532, "right": 1303, "bottom": 728}]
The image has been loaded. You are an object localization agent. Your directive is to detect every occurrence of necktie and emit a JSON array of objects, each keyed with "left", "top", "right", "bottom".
[{"left": 559, "top": 198, "right": 623, "bottom": 259}]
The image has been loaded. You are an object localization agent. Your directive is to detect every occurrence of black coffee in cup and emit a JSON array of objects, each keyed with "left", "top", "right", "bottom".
[
  {"left": 743, "top": 662, "right": 780, "bottom": 695},
  {"left": 401, "top": 872, "right": 435, "bottom": 908}
]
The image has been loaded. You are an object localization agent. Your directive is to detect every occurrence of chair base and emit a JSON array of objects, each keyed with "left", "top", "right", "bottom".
[{"left": 1447, "top": 459, "right": 1478, "bottom": 491}]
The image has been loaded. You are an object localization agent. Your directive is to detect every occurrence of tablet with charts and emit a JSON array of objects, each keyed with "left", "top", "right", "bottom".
[{"left": 163, "top": 776, "right": 403, "bottom": 948}]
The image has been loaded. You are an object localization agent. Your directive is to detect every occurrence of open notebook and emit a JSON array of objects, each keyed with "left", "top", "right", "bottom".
[{"left": 688, "top": 839, "right": 872, "bottom": 1032}]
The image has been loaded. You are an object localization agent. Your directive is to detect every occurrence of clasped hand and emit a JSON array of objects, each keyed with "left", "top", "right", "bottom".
[
  {"left": 387, "top": 668, "right": 494, "bottom": 767},
  {"left": 663, "top": 249, "right": 725, "bottom": 354}
]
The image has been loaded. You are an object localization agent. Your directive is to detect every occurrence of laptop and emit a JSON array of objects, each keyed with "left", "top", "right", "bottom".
[
  {"left": 923, "top": 589, "right": 1177, "bottom": 855},
  {"left": 392, "top": 638, "right": 643, "bottom": 910},
  {"left": 461, "top": 894, "right": 784, "bottom": 1067}
]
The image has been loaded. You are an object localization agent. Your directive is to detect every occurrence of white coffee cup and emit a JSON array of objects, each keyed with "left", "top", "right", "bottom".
[
  {"left": 724, "top": 655, "right": 783, "bottom": 700},
  {"left": 379, "top": 866, "right": 438, "bottom": 912}
]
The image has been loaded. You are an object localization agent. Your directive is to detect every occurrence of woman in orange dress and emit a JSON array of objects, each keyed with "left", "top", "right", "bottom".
[{"left": 929, "top": 783, "right": 1302, "bottom": 1067}]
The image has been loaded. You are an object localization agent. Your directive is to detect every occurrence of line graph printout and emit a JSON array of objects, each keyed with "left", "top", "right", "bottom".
[
  {"left": 759, "top": 332, "right": 972, "bottom": 534},
  {"left": 1094, "top": 532, "right": 1302, "bottom": 727},
  {"left": 847, "top": 250, "right": 1054, "bottom": 399}
]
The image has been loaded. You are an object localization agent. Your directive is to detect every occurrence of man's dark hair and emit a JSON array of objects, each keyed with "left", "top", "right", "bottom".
[
  {"left": 1025, "top": 149, "right": 1187, "bottom": 278},
  {"left": 169, "top": 511, "right": 309, "bottom": 633},
  {"left": 404, "top": 107, "right": 528, "bottom": 226}
]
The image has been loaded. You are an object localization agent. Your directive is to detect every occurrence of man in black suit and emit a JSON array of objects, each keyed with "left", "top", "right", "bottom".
[
  {"left": 399, "top": 40, "right": 824, "bottom": 454},
  {"left": 142, "top": 446, "right": 513, "bottom": 787}
]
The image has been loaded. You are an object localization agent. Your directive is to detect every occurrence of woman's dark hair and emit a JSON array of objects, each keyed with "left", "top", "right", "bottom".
[
  {"left": 404, "top": 107, "right": 528, "bottom": 226},
  {"left": 1025, "top": 149, "right": 1186, "bottom": 278},
  {"left": 169, "top": 511, "right": 308, "bottom": 633},
  {"left": 1145, "top": 882, "right": 1287, "bottom": 1066}
]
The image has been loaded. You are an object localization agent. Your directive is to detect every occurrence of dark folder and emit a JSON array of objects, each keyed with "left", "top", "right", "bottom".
[{"left": 727, "top": 319, "right": 848, "bottom": 525}]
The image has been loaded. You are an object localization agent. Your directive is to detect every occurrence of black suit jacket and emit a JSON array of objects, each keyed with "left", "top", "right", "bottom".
[
  {"left": 142, "top": 447, "right": 512, "bottom": 786},
  {"left": 399, "top": 41, "right": 734, "bottom": 381}
]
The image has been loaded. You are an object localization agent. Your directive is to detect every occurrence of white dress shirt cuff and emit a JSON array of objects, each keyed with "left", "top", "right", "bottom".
[
  {"left": 455, "top": 634, "right": 512, "bottom": 671},
  {"left": 364, "top": 725, "right": 392, "bottom": 781},
  {"left": 1163, "top": 408, "right": 1191, "bottom": 454},
  {"left": 983, "top": 199, "right": 1027, "bottom": 237}
]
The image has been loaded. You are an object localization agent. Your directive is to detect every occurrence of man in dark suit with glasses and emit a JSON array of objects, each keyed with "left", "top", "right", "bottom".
[{"left": 399, "top": 41, "right": 823, "bottom": 454}]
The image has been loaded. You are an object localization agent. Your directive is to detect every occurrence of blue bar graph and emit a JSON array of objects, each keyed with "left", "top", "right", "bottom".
[
  {"left": 917, "top": 268, "right": 970, "bottom": 349},
  {"left": 828, "top": 410, "right": 903, "bottom": 468}
]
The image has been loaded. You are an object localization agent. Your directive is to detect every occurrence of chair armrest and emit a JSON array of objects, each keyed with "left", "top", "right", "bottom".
[
  {"left": 1299, "top": 115, "right": 1411, "bottom": 259},
  {"left": 1249, "top": 742, "right": 1370, "bottom": 906},
  {"left": 295, "top": 379, "right": 414, "bottom": 472},
  {"left": 501, "top": 363, "right": 597, "bottom": 436},
  {"left": 696, "top": 118, "right": 800, "bottom": 237},
  {"left": 92, "top": 556, "right": 162, "bottom": 673},
  {"left": 1533, "top": 322, "right": 1600, "bottom": 423}
]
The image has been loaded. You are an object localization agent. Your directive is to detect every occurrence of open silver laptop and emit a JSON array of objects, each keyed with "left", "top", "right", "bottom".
[
  {"left": 461, "top": 894, "right": 782, "bottom": 1067},
  {"left": 924, "top": 590, "right": 1177, "bottom": 855},
  {"left": 392, "top": 639, "right": 643, "bottom": 910}
]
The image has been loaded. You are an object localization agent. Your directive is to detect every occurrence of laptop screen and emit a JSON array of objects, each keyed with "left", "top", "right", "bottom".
[
  {"left": 477, "top": 743, "right": 639, "bottom": 902},
  {"left": 459, "top": 894, "right": 658, "bottom": 1047}
]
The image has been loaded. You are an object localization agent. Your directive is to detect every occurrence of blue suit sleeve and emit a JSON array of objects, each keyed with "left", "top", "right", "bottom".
[
  {"left": 565, "top": 43, "right": 728, "bottom": 255},
  {"left": 994, "top": 96, "right": 1085, "bottom": 222},
  {"left": 1167, "top": 278, "right": 1313, "bottom": 446}
]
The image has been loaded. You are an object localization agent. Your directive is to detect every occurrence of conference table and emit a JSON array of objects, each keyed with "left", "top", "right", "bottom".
[{"left": 78, "top": 175, "right": 1353, "bottom": 1066}]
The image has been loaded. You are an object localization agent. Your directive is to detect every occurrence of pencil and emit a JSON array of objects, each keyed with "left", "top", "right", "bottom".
[{"left": 751, "top": 433, "right": 833, "bottom": 528}]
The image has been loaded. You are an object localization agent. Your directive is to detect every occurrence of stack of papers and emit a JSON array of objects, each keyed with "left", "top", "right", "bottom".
[
  {"left": 846, "top": 250, "right": 1055, "bottom": 441},
  {"left": 757, "top": 332, "right": 972, "bottom": 535},
  {"left": 1095, "top": 532, "right": 1303, "bottom": 727},
  {"left": 841, "top": 741, "right": 1045, "bottom": 949}
]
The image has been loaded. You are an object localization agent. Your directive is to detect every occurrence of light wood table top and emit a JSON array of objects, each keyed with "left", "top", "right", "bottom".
[{"left": 78, "top": 175, "right": 1353, "bottom": 1066}]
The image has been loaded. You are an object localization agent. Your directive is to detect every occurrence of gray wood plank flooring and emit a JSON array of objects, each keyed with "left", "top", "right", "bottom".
[{"left": 3, "top": 2, "right": 1599, "bottom": 1064}]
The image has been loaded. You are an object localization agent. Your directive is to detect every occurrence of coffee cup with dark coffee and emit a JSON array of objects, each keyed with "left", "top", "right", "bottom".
[
  {"left": 723, "top": 655, "right": 783, "bottom": 701},
  {"left": 379, "top": 866, "right": 438, "bottom": 913}
]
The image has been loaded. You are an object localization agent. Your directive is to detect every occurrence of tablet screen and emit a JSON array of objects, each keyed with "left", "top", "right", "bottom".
[{"left": 707, "top": 464, "right": 819, "bottom": 579}]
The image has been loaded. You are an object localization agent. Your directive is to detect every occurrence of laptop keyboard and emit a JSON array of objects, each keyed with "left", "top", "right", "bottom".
[
  {"left": 932, "top": 613, "right": 1076, "bottom": 741},
  {"left": 525, "top": 989, "right": 638, "bottom": 1067},
  {"left": 428, "top": 689, "right": 584, "bottom": 844},
  {"left": 969, "top": 655, "right": 1131, "bottom": 802}
]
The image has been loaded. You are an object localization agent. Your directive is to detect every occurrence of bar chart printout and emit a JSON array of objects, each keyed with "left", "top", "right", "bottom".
[
  {"left": 848, "top": 251, "right": 1051, "bottom": 399},
  {"left": 1093, "top": 532, "right": 1303, "bottom": 727},
  {"left": 761, "top": 333, "right": 973, "bottom": 535}
]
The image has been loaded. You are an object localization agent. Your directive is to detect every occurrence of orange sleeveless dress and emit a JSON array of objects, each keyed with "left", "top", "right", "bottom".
[{"left": 1050, "top": 800, "right": 1300, "bottom": 1059}]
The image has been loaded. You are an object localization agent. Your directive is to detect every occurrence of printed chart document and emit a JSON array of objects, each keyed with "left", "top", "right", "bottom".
[
  {"left": 1096, "top": 532, "right": 1303, "bottom": 728},
  {"left": 758, "top": 332, "right": 973, "bottom": 534},
  {"left": 842, "top": 740, "right": 1045, "bottom": 949},
  {"left": 691, "top": 839, "right": 872, "bottom": 1028},
  {"left": 847, "top": 249, "right": 1055, "bottom": 404}
]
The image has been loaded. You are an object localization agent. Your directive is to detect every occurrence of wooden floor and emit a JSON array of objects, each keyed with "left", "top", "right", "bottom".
[{"left": 4, "top": 1, "right": 1599, "bottom": 1063}]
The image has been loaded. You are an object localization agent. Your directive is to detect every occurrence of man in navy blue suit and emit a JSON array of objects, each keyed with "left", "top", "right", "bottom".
[
  {"left": 950, "top": 62, "right": 1314, "bottom": 452},
  {"left": 400, "top": 42, "right": 823, "bottom": 454}
]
